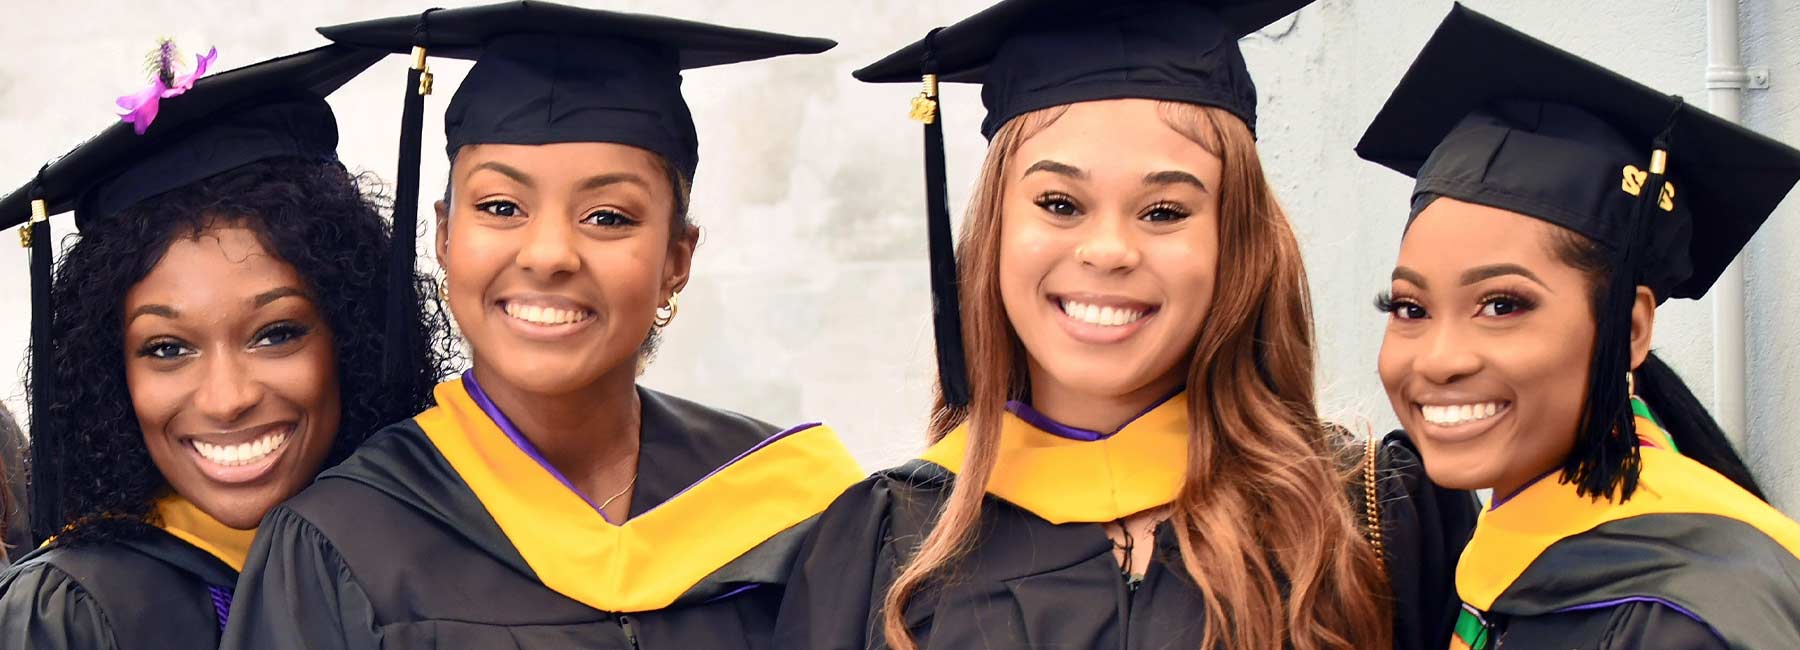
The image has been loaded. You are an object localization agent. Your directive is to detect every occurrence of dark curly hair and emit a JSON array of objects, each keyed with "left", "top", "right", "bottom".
[{"left": 33, "top": 156, "right": 458, "bottom": 546}]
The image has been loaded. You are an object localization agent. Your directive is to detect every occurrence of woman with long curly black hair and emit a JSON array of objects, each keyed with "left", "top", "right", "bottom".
[{"left": 0, "top": 45, "right": 454, "bottom": 649}]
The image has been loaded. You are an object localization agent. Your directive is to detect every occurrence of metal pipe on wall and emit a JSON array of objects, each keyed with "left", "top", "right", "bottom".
[{"left": 1706, "top": 0, "right": 1748, "bottom": 446}]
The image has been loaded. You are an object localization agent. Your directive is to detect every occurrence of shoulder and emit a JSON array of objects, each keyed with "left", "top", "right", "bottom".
[
  {"left": 639, "top": 387, "right": 780, "bottom": 443},
  {"left": 0, "top": 544, "right": 159, "bottom": 647},
  {"left": 0, "top": 549, "right": 97, "bottom": 606},
  {"left": 809, "top": 461, "right": 953, "bottom": 546},
  {"left": 1500, "top": 600, "right": 1728, "bottom": 650}
]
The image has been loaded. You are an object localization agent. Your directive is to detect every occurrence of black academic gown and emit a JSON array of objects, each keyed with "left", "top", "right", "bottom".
[
  {"left": 774, "top": 399, "right": 1477, "bottom": 650},
  {"left": 0, "top": 529, "right": 236, "bottom": 649},
  {"left": 1451, "top": 444, "right": 1800, "bottom": 650},
  {"left": 222, "top": 377, "right": 861, "bottom": 650}
]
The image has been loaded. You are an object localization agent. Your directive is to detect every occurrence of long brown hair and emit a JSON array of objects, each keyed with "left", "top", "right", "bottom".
[{"left": 883, "top": 102, "right": 1392, "bottom": 650}]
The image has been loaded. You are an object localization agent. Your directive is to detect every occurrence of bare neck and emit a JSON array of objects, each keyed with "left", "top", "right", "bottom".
[
  {"left": 469, "top": 362, "right": 642, "bottom": 505},
  {"left": 1026, "top": 362, "right": 1185, "bottom": 433}
]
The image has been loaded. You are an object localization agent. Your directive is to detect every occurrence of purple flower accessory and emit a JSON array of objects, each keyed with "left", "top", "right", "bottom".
[{"left": 115, "top": 40, "right": 218, "bottom": 135}]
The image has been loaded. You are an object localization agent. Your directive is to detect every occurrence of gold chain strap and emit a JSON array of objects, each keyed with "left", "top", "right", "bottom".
[{"left": 1363, "top": 433, "right": 1385, "bottom": 569}]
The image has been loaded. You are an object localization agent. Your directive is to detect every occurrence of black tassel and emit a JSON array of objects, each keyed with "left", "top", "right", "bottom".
[
  {"left": 918, "top": 28, "right": 970, "bottom": 407},
  {"left": 383, "top": 11, "right": 435, "bottom": 392},
  {"left": 1565, "top": 100, "right": 1685, "bottom": 501},
  {"left": 26, "top": 168, "right": 61, "bottom": 545}
]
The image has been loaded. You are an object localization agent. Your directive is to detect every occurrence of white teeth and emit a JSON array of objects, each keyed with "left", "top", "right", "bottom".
[
  {"left": 1420, "top": 402, "right": 1506, "bottom": 426},
  {"left": 192, "top": 430, "right": 289, "bottom": 467},
  {"left": 1060, "top": 299, "right": 1147, "bottom": 327},
  {"left": 504, "top": 302, "right": 593, "bottom": 326}
]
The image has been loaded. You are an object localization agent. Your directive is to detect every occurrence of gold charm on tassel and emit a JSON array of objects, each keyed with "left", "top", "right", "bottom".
[
  {"left": 1623, "top": 150, "right": 1677, "bottom": 212},
  {"left": 412, "top": 46, "right": 434, "bottom": 96},
  {"left": 909, "top": 74, "right": 939, "bottom": 124},
  {"left": 20, "top": 198, "right": 46, "bottom": 248}
]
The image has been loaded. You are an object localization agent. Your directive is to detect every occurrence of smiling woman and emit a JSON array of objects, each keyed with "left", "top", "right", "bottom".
[
  {"left": 220, "top": 5, "right": 866, "bottom": 650},
  {"left": 774, "top": 2, "right": 1478, "bottom": 650},
  {"left": 1359, "top": 6, "right": 1800, "bottom": 649},
  {"left": 0, "top": 45, "right": 454, "bottom": 649}
]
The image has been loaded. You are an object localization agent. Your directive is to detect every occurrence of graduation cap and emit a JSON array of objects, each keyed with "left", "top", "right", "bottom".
[
  {"left": 0, "top": 44, "right": 382, "bottom": 543},
  {"left": 317, "top": 0, "right": 835, "bottom": 389},
  {"left": 1354, "top": 4, "right": 1800, "bottom": 498},
  {"left": 855, "top": 0, "right": 1314, "bottom": 407}
]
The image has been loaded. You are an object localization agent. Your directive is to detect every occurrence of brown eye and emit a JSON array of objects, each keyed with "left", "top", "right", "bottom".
[
  {"left": 251, "top": 322, "right": 312, "bottom": 348},
  {"left": 477, "top": 200, "right": 521, "bottom": 218},
  {"left": 1034, "top": 193, "right": 1081, "bottom": 217},
  {"left": 138, "top": 338, "right": 193, "bottom": 360},
  {"left": 1376, "top": 292, "right": 1427, "bottom": 320},
  {"left": 581, "top": 209, "right": 640, "bottom": 227},
  {"left": 1141, "top": 202, "right": 1192, "bottom": 223}
]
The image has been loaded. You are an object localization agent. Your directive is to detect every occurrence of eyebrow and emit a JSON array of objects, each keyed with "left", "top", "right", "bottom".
[
  {"left": 1022, "top": 160, "right": 1087, "bottom": 180},
  {"left": 1390, "top": 267, "right": 1429, "bottom": 288},
  {"left": 1144, "top": 170, "right": 1208, "bottom": 193},
  {"left": 254, "top": 287, "right": 309, "bottom": 308},
  {"left": 1461, "top": 263, "right": 1551, "bottom": 290},
  {"left": 127, "top": 304, "right": 178, "bottom": 326},
  {"left": 469, "top": 161, "right": 534, "bottom": 188},
  {"left": 576, "top": 172, "right": 651, "bottom": 193}
]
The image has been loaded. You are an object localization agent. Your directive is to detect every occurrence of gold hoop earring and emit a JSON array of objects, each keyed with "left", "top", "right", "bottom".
[
  {"left": 654, "top": 292, "right": 680, "bottom": 328},
  {"left": 1627, "top": 371, "right": 1637, "bottom": 398}
]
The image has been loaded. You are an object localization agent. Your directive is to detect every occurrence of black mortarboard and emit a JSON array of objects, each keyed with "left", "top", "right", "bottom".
[
  {"left": 1355, "top": 4, "right": 1800, "bottom": 499},
  {"left": 856, "top": 0, "right": 1313, "bottom": 407},
  {"left": 318, "top": 1, "right": 834, "bottom": 390},
  {"left": 0, "top": 44, "right": 381, "bottom": 543}
]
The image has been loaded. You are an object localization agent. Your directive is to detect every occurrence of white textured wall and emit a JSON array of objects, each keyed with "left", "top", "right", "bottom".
[{"left": 1, "top": 1, "right": 1797, "bottom": 511}]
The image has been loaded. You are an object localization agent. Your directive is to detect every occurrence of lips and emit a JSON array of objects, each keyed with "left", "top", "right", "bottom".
[
  {"left": 184, "top": 422, "right": 296, "bottom": 485},
  {"left": 1411, "top": 399, "right": 1512, "bottom": 443},
  {"left": 1047, "top": 293, "right": 1160, "bottom": 345},
  {"left": 501, "top": 299, "right": 594, "bottom": 326},
  {"left": 495, "top": 295, "right": 599, "bottom": 340},
  {"left": 1059, "top": 298, "right": 1149, "bottom": 327}
]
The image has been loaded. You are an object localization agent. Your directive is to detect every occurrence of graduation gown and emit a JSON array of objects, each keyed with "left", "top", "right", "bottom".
[
  {"left": 0, "top": 496, "right": 256, "bottom": 649},
  {"left": 1449, "top": 441, "right": 1800, "bottom": 650},
  {"left": 774, "top": 393, "right": 1479, "bottom": 650},
  {"left": 221, "top": 375, "right": 863, "bottom": 650}
]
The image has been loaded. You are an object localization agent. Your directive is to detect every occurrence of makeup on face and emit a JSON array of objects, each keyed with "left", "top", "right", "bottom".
[
  {"left": 1376, "top": 198, "right": 1597, "bottom": 497},
  {"left": 997, "top": 99, "right": 1221, "bottom": 430},
  {"left": 439, "top": 142, "right": 692, "bottom": 399},
  {"left": 123, "top": 223, "right": 341, "bottom": 530}
]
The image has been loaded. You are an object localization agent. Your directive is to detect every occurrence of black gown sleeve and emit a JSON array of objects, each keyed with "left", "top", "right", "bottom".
[
  {"left": 772, "top": 475, "right": 910, "bottom": 650},
  {"left": 219, "top": 505, "right": 381, "bottom": 650},
  {"left": 0, "top": 559, "right": 115, "bottom": 649},
  {"left": 1598, "top": 602, "right": 1730, "bottom": 649},
  {"left": 1376, "top": 430, "right": 1481, "bottom": 650},
  {"left": 1497, "top": 601, "right": 1730, "bottom": 649}
]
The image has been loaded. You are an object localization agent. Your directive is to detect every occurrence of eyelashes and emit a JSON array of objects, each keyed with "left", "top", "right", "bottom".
[
  {"left": 1030, "top": 192, "right": 1192, "bottom": 222},
  {"left": 1374, "top": 291, "right": 1399, "bottom": 313},
  {"left": 1373, "top": 290, "right": 1539, "bottom": 319}
]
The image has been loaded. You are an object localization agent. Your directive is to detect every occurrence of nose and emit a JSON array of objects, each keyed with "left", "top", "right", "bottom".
[
  {"left": 1413, "top": 321, "right": 1483, "bottom": 386},
  {"left": 516, "top": 210, "right": 581, "bottom": 278},
  {"left": 193, "top": 349, "right": 263, "bottom": 425},
  {"left": 1074, "top": 215, "right": 1141, "bottom": 273}
]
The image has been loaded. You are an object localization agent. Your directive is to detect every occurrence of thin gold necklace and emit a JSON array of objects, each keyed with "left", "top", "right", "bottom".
[{"left": 597, "top": 472, "right": 638, "bottom": 513}]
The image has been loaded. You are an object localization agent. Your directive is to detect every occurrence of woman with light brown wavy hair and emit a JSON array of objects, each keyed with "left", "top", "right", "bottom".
[{"left": 774, "top": 1, "right": 1478, "bottom": 649}]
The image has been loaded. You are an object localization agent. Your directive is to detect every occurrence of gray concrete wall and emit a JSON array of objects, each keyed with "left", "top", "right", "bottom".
[{"left": 2, "top": 0, "right": 1797, "bottom": 510}]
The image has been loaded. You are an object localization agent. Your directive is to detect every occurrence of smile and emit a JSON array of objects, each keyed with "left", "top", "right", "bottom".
[
  {"left": 1419, "top": 401, "right": 1508, "bottom": 426},
  {"left": 184, "top": 422, "right": 297, "bottom": 485},
  {"left": 1048, "top": 294, "right": 1160, "bottom": 345},
  {"left": 1059, "top": 298, "right": 1148, "bottom": 327},
  {"left": 502, "top": 300, "right": 594, "bottom": 326},
  {"left": 192, "top": 428, "right": 290, "bottom": 466}
]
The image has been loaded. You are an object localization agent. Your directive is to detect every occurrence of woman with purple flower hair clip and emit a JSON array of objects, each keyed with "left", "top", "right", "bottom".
[{"left": 0, "top": 43, "right": 455, "bottom": 648}]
